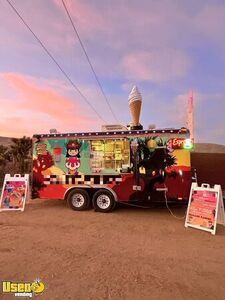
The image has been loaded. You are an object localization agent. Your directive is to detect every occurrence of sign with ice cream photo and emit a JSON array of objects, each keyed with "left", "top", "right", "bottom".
[{"left": 0, "top": 174, "right": 29, "bottom": 212}]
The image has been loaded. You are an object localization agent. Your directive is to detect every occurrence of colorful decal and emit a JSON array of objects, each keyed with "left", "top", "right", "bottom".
[
  {"left": 33, "top": 143, "right": 54, "bottom": 180},
  {"left": 65, "top": 140, "right": 81, "bottom": 175},
  {"left": 32, "top": 134, "right": 192, "bottom": 201},
  {"left": 44, "top": 174, "right": 123, "bottom": 185}
]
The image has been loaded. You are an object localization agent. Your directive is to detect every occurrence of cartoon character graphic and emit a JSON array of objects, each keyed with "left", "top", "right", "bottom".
[
  {"left": 65, "top": 140, "right": 81, "bottom": 175},
  {"left": 32, "top": 143, "right": 54, "bottom": 193}
]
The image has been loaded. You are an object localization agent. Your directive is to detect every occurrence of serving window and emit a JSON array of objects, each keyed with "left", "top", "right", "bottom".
[{"left": 90, "top": 139, "right": 130, "bottom": 172}]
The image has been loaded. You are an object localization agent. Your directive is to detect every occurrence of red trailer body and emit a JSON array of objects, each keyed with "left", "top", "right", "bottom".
[{"left": 32, "top": 127, "right": 193, "bottom": 212}]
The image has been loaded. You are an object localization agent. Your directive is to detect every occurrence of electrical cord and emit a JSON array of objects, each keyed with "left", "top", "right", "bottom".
[
  {"left": 118, "top": 201, "right": 155, "bottom": 209},
  {"left": 118, "top": 194, "right": 187, "bottom": 217},
  {"left": 163, "top": 184, "right": 187, "bottom": 220}
]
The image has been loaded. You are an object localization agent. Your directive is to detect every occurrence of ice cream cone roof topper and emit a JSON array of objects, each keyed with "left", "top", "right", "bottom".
[
  {"left": 128, "top": 85, "right": 142, "bottom": 126},
  {"left": 128, "top": 85, "right": 142, "bottom": 103}
]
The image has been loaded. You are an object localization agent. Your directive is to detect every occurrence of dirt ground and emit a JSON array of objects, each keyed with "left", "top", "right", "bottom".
[{"left": 0, "top": 200, "right": 225, "bottom": 300}]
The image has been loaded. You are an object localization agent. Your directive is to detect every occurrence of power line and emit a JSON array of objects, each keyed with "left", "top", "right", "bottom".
[
  {"left": 61, "top": 0, "right": 119, "bottom": 123},
  {"left": 6, "top": 0, "right": 107, "bottom": 124}
]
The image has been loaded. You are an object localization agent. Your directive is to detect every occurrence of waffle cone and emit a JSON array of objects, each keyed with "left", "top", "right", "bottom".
[{"left": 129, "top": 100, "right": 142, "bottom": 126}]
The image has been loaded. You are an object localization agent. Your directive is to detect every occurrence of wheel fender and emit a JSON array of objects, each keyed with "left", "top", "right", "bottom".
[{"left": 91, "top": 186, "right": 118, "bottom": 202}]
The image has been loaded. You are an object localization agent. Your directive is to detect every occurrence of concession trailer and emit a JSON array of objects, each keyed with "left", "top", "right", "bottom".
[{"left": 32, "top": 126, "right": 194, "bottom": 212}]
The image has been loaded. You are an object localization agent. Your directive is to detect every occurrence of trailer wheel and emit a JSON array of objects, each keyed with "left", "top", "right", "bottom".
[
  {"left": 67, "top": 189, "right": 90, "bottom": 211},
  {"left": 92, "top": 189, "right": 116, "bottom": 213}
]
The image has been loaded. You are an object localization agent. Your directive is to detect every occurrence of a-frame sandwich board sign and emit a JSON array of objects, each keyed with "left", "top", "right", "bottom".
[
  {"left": 0, "top": 174, "right": 29, "bottom": 212},
  {"left": 185, "top": 183, "right": 225, "bottom": 235}
]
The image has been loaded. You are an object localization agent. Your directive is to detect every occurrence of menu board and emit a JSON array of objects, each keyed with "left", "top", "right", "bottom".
[
  {"left": 185, "top": 183, "right": 225, "bottom": 235},
  {"left": 0, "top": 174, "right": 29, "bottom": 212}
]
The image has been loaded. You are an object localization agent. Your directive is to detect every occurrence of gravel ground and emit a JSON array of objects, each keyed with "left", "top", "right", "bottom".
[{"left": 0, "top": 199, "right": 225, "bottom": 300}]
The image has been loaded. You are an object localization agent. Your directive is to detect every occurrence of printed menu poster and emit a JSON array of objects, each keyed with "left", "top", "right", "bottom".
[
  {"left": 185, "top": 183, "right": 225, "bottom": 234},
  {"left": 0, "top": 174, "right": 29, "bottom": 211},
  {"left": 186, "top": 190, "right": 217, "bottom": 230}
]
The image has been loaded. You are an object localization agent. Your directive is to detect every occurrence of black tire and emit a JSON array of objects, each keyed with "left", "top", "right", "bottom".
[
  {"left": 67, "top": 189, "right": 90, "bottom": 211},
  {"left": 92, "top": 189, "right": 116, "bottom": 213}
]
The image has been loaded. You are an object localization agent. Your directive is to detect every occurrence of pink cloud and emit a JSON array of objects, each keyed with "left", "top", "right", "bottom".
[
  {"left": 3, "top": 73, "right": 75, "bottom": 119},
  {"left": 0, "top": 73, "right": 97, "bottom": 137}
]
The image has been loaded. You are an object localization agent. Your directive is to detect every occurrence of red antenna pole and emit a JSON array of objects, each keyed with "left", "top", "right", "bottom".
[{"left": 187, "top": 90, "right": 194, "bottom": 141}]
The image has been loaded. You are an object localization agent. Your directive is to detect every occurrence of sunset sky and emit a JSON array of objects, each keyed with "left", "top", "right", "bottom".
[{"left": 1, "top": 0, "right": 225, "bottom": 144}]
